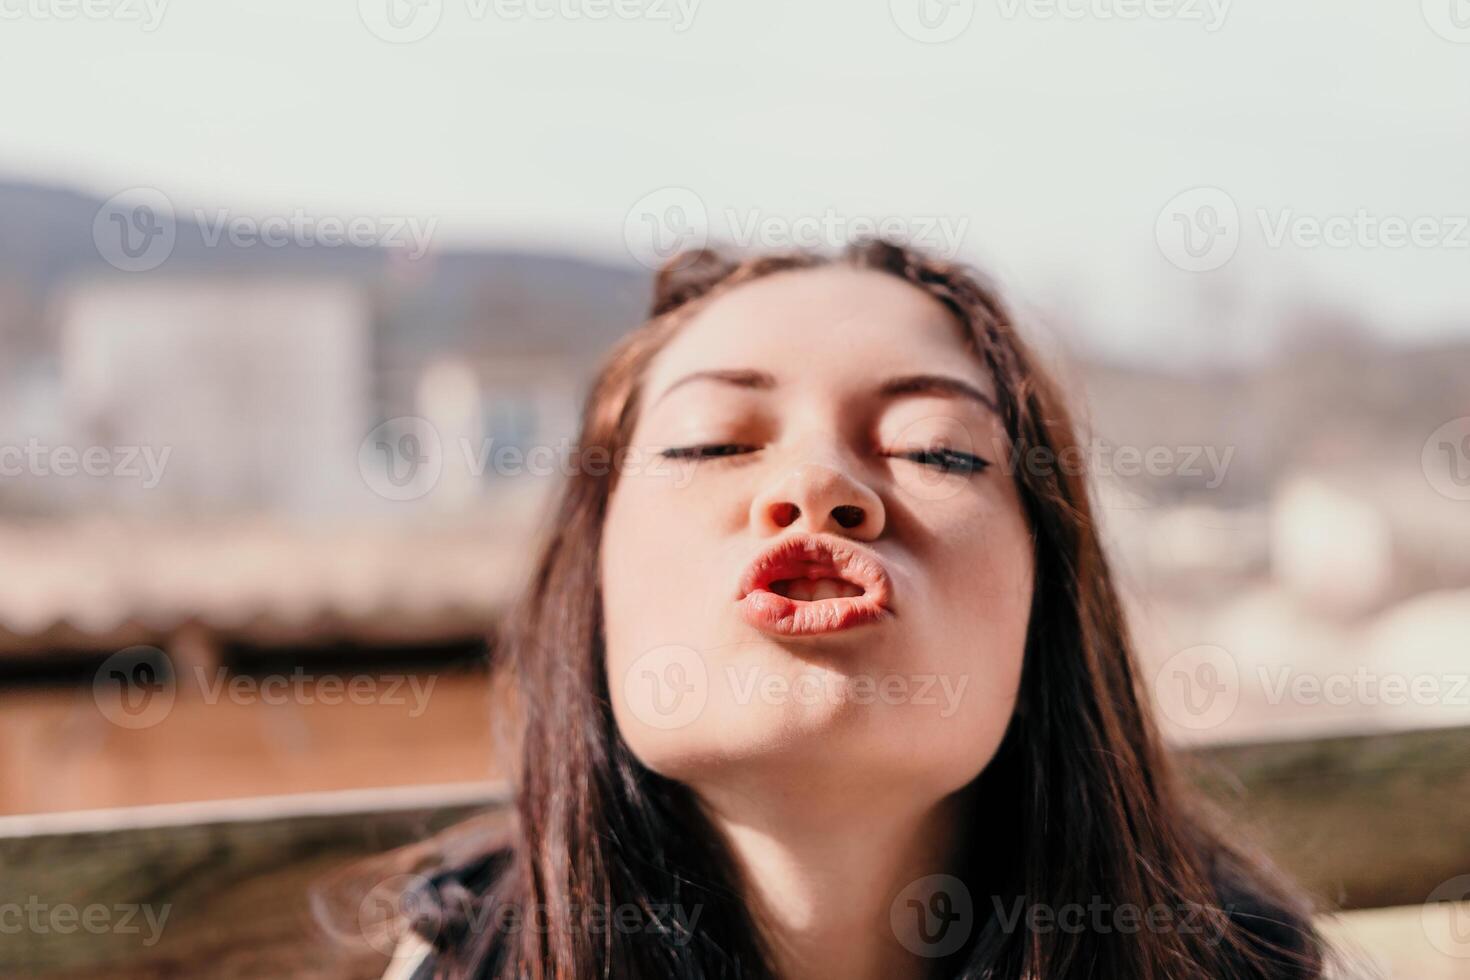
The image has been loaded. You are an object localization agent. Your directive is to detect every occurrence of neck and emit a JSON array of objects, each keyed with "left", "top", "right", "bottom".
[{"left": 696, "top": 778, "right": 964, "bottom": 980}]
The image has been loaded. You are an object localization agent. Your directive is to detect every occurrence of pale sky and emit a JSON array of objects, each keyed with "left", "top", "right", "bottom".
[{"left": 3, "top": 0, "right": 1469, "bottom": 364}]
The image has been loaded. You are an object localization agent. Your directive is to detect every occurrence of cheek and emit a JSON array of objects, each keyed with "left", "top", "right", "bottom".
[
  {"left": 600, "top": 480, "right": 667, "bottom": 659},
  {"left": 601, "top": 486, "right": 677, "bottom": 768},
  {"left": 906, "top": 495, "right": 1034, "bottom": 779},
  {"left": 600, "top": 458, "right": 753, "bottom": 642},
  {"left": 600, "top": 473, "right": 736, "bottom": 766},
  {"left": 931, "top": 513, "right": 1033, "bottom": 646}
]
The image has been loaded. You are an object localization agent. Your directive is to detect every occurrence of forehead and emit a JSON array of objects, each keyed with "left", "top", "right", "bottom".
[{"left": 642, "top": 265, "right": 995, "bottom": 400}]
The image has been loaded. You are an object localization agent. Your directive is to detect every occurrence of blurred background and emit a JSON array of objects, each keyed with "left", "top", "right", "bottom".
[{"left": 1, "top": 2, "right": 1468, "bottom": 976}]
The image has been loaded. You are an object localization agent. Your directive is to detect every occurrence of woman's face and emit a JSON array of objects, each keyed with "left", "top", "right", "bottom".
[{"left": 601, "top": 265, "right": 1034, "bottom": 802}]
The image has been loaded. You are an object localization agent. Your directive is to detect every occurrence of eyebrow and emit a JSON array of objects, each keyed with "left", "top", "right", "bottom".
[
  {"left": 651, "top": 369, "right": 998, "bottom": 415},
  {"left": 877, "top": 373, "right": 999, "bottom": 415}
]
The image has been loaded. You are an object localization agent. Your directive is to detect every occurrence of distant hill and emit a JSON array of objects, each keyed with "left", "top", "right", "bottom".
[
  {"left": 1075, "top": 339, "right": 1470, "bottom": 503},
  {"left": 0, "top": 178, "right": 650, "bottom": 365},
  {"left": 3, "top": 177, "right": 1467, "bottom": 509}
]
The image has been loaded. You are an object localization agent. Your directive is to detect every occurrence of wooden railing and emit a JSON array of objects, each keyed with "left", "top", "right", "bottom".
[{"left": 2, "top": 726, "right": 1467, "bottom": 979}]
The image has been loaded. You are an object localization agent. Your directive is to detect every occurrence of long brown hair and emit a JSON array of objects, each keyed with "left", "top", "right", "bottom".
[{"left": 383, "top": 240, "right": 1329, "bottom": 979}]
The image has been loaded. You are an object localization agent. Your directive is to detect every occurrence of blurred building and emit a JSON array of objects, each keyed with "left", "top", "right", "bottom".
[{"left": 58, "top": 276, "right": 371, "bottom": 516}]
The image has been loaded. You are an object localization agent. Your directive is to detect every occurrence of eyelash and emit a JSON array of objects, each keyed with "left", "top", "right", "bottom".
[
  {"left": 659, "top": 443, "right": 759, "bottom": 460},
  {"left": 899, "top": 447, "right": 992, "bottom": 474},
  {"left": 658, "top": 444, "right": 991, "bottom": 475}
]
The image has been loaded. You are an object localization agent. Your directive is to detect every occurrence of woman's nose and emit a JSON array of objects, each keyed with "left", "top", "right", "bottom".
[{"left": 750, "top": 459, "right": 885, "bottom": 540}]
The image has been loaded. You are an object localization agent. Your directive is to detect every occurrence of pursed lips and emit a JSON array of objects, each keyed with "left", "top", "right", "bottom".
[{"left": 735, "top": 534, "right": 894, "bottom": 637}]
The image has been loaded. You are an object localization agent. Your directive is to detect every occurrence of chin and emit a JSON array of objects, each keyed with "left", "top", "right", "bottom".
[
  {"left": 606, "top": 628, "right": 1017, "bottom": 799},
  {"left": 621, "top": 698, "right": 997, "bottom": 805}
]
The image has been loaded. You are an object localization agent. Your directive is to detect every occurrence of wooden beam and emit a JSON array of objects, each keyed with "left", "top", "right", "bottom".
[
  {"left": 3, "top": 726, "right": 1468, "bottom": 978},
  {"left": 0, "top": 783, "right": 508, "bottom": 980},
  {"left": 1186, "top": 724, "right": 1470, "bottom": 910}
]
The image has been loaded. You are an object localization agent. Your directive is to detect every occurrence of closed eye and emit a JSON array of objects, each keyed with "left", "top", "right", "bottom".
[
  {"left": 659, "top": 443, "right": 759, "bottom": 460},
  {"left": 895, "top": 447, "right": 991, "bottom": 474},
  {"left": 658, "top": 444, "right": 989, "bottom": 474}
]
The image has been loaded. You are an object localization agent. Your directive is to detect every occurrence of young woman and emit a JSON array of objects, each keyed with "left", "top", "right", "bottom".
[{"left": 366, "top": 240, "right": 1330, "bottom": 979}]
